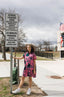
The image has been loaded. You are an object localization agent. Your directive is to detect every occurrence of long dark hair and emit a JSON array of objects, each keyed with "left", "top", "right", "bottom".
[{"left": 26, "top": 44, "right": 35, "bottom": 53}]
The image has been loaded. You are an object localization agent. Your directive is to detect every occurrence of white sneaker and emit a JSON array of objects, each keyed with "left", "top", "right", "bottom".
[
  {"left": 26, "top": 88, "right": 31, "bottom": 95},
  {"left": 12, "top": 88, "right": 21, "bottom": 94}
]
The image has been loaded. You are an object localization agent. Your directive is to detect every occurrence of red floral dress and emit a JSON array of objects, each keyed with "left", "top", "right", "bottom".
[{"left": 22, "top": 52, "right": 37, "bottom": 78}]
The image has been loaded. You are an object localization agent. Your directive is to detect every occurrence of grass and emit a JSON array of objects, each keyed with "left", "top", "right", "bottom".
[
  {"left": 0, "top": 77, "right": 25, "bottom": 97},
  {"left": 0, "top": 51, "right": 57, "bottom": 61},
  {"left": 8, "top": 52, "right": 53, "bottom": 61},
  {"left": 0, "top": 60, "right": 10, "bottom": 62},
  {"left": 0, "top": 78, "right": 3, "bottom": 80},
  {"left": 36, "top": 56, "right": 53, "bottom": 61},
  {"left": 0, "top": 77, "right": 46, "bottom": 97},
  {"left": 53, "top": 51, "right": 60, "bottom": 58}
]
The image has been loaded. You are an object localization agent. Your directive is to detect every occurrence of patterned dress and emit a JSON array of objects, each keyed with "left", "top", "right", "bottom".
[{"left": 22, "top": 52, "right": 37, "bottom": 78}]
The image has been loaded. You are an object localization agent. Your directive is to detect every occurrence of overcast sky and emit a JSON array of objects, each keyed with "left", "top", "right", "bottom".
[{"left": 0, "top": 0, "right": 64, "bottom": 44}]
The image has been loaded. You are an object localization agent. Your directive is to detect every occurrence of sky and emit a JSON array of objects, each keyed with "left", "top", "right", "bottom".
[{"left": 0, "top": 0, "right": 64, "bottom": 44}]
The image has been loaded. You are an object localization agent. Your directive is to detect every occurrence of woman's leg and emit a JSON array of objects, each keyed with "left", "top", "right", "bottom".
[
  {"left": 26, "top": 77, "right": 32, "bottom": 95},
  {"left": 12, "top": 76, "right": 25, "bottom": 94},
  {"left": 29, "top": 77, "right": 32, "bottom": 88},
  {"left": 18, "top": 76, "right": 25, "bottom": 88}
]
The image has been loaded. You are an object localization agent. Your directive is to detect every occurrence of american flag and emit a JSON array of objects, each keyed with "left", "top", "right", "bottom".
[
  {"left": 60, "top": 23, "right": 64, "bottom": 31},
  {"left": 60, "top": 36, "right": 63, "bottom": 48}
]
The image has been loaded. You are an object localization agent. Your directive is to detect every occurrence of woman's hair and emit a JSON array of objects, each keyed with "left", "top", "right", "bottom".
[{"left": 26, "top": 44, "right": 35, "bottom": 53}]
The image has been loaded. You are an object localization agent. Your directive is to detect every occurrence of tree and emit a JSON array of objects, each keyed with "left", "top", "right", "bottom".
[
  {"left": 0, "top": 9, "right": 6, "bottom": 60},
  {"left": 43, "top": 40, "right": 51, "bottom": 51},
  {"left": 36, "top": 39, "right": 43, "bottom": 51},
  {"left": 18, "top": 28, "right": 26, "bottom": 47},
  {"left": 36, "top": 39, "right": 52, "bottom": 51}
]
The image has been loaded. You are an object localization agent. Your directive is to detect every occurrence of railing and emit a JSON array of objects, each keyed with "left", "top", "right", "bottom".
[{"left": 35, "top": 51, "right": 53, "bottom": 59}]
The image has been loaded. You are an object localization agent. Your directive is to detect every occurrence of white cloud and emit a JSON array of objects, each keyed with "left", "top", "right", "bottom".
[
  {"left": 0, "top": 0, "right": 64, "bottom": 43},
  {"left": 23, "top": 26, "right": 57, "bottom": 41}
]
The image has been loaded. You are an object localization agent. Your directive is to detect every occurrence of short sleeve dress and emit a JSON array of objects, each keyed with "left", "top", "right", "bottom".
[{"left": 22, "top": 52, "right": 37, "bottom": 78}]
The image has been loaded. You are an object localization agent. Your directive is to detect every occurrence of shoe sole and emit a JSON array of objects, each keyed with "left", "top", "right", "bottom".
[{"left": 12, "top": 91, "right": 20, "bottom": 94}]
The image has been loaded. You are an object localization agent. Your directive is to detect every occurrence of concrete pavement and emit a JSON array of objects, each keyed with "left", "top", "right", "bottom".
[
  {"left": 0, "top": 53, "right": 10, "bottom": 60},
  {"left": 33, "top": 60, "right": 64, "bottom": 96}
]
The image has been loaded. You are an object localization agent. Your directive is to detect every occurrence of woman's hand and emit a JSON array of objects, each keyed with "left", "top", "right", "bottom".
[
  {"left": 12, "top": 55, "right": 24, "bottom": 60},
  {"left": 13, "top": 57, "right": 16, "bottom": 59},
  {"left": 12, "top": 56, "right": 24, "bottom": 60}
]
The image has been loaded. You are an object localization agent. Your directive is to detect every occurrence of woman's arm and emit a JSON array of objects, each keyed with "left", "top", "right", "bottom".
[
  {"left": 34, "top": 60, "right": 36, "bottom": 74},
  {"left": 13, "top": 56, "right": 24, "bottom": 60}
]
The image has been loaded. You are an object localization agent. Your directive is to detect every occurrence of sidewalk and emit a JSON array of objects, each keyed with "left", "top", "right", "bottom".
[{"left": 33, "top": 60, "right": 64, "bottom": 97}]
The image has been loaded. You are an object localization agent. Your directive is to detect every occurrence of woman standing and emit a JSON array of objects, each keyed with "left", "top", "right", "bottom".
[{"left": 12, "top": 44, "right": 37, "bottom": 95}]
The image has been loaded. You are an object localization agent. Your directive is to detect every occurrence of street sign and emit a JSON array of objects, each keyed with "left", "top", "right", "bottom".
[
  {"left": 5, "top": 13, "right": 19, "bottom": 93},
  {"left": 5, "top": 13, "right": 18, "bottom": 47}
]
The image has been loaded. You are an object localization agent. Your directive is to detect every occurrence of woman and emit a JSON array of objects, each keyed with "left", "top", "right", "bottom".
[{"left": 12, "top": 44, "right": 37, "bottom": 95}]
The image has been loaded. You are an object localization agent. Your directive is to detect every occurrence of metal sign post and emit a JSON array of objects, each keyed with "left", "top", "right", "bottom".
[
  {"left": 5, "top": 13, "right": 18, "bottom": 93},
  {"left": 10, "top": 47, "right": 13, "bottom": 93}
]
